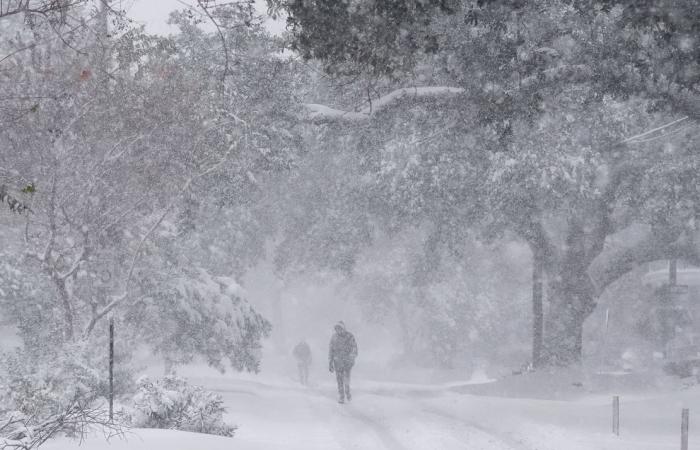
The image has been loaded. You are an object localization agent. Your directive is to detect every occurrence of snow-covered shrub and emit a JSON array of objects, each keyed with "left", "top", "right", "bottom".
[
  {"left": 0, "top": 398, "right": 123, "bottom": 450},
  {"left": 1, "top": 340, "right": 135, "bottom": 420},
  {"left": 130, "top": 376, "right": 236, "bottom": 437},
  {"left": 1, "top": 348, "right": 98, "bottom": 420},
  {"left": 0, "top": 349, "right": 125, "bottom": 450}
]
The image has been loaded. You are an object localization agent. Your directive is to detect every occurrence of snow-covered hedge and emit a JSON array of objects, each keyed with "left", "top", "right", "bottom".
[{"left": 130, "top": 376, "right": 236, "bottom": 437}]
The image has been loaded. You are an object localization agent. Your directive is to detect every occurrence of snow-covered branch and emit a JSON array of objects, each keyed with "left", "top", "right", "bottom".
[
  {"left": 588, "top": 225, "right": 700, "bottom": 295},
  {"left": 303, "top": 67, "right": 594, "bottom": 124},
  {"left": 82, "top": 135, "right": 244, "bottom": 339},
  {"left": 0, "top": 397, "right": 124, "bottom": 450},
  {"left": 620, "top": 116, "right": 691, "bottom": 144},
  {"left": 304, "top": 86, "right": 465, "bottom": 123}
]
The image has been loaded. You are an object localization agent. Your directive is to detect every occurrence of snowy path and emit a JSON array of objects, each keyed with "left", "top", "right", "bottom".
[
  {"left": 210, "top": 377, "right": 558, "bottom": 450},
  {"left": 44, "top": 373, "right": 699, "bottom": 450}
]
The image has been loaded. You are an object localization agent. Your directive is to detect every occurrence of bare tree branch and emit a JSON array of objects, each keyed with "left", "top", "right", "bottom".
[
  {"left": 196, "top": 0, "right": 230, "bottom": 91},
  {"left": 1, "top": 396, "right": 125, "bottom": 450}
]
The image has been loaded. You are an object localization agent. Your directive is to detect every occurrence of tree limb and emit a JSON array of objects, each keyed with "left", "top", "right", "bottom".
[
  {"left": 588, "top": 225, "right": 700, "bottom": 296},
  {"left": 620, "top": 116, "right": 690, "bottom": 144},
  {"left": 517, "top": 215, "right": 560, "bottom": 272},
  {"left": 196, "top": 0, "right": 230, "bottom": 91},
  {"left": 304, "top": 86, "right": 465, "bottom": 123},
  {"left": 584, "top": 157, "right": 648, "bottom": 264}
]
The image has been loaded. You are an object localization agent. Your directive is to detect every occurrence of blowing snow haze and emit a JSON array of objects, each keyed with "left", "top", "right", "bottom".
[{"left": 1, "top": 1, "right": 699, "bottom": 449}]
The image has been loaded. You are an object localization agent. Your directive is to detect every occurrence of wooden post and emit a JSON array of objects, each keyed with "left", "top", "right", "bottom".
[
  {"left": 612, "top": 396, "right": 620, "bottom": 436},
  {"left": 109, "top": 317, "right": 114, "bottom": 421},
  {"left": 681, "top": 408, "right": 689, "bottom": 450}
]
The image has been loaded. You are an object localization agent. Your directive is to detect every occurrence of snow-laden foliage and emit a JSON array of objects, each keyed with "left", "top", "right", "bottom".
[
  {"left": 265, "top": 0, "right": 700, "bottom": 367},
  {"left": 0, "top": 0, "right": 299, "bottom": 380},
  {"left": 0, "top": 401, "right": 122, "bottom": 450},
  {"left": 132, "top": 269, "right": 271, "bottom": 372},
  {"left": 0, "top": 345, "right": 126, "bottom": 450},
  {"left": 0, "top": 342, "right": 134, "bottom": 420},
  {"left": 130, "top": 376, "right": 236, "bottom": 437}
]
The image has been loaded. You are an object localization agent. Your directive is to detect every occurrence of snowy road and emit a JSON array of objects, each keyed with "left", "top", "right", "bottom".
[
  {"left": 211, "top": 377, "right": 536, "bottom": 450},
  {"left": 44, "top": 372, "right": 699, "bottom": 450},
  {"left": 202, "top": 373, "right": 698, "bottom": 450}
]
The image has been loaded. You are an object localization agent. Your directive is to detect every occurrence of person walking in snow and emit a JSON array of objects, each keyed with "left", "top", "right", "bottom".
[
  {"left": 293, "top": 339, "right": 312, "bottom": 386},
  {"left": 328, "top": 321, "right": 357, "bottom": 403}
]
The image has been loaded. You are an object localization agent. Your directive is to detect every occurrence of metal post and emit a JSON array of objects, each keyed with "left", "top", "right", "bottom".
[
  {"left": 681, "top": 408, "right": 689, "bottom": 450},
  {"left": 532, "top": 254, "right": 543, "bottom": 368},
  {"left": 612, "top": 396, "right": 620, "bottom": 436},
  {"left": 109, "top": 317, "right": 114, "bottom": 421}
]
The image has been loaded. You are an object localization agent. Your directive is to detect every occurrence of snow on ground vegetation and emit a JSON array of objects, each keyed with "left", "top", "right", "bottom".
[{"left": 43, "top": 362, "right": 698, "bottom": 450}]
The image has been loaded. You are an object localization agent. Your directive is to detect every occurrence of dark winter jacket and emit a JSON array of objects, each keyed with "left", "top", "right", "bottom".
[
  {"left": 293, "top": 341, "right": 312, "bottom": 364},
  {"left": 328, "top": 330, "right": 357, "bottom": 370}
]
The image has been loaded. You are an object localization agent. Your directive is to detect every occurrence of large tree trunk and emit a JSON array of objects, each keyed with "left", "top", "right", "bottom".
[
  {"left": 541, "top": 264, "right": 597, "bottom": 366},
  {"left": 539, "top": 219, "right": 598, "bottom": 366}
]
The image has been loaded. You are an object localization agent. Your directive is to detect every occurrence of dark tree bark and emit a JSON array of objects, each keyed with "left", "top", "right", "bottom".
[
  {"left": 535, "top": 220, "right": 700, "bottom": 366},
  {"left": 540, "top": 221, "right": 596, "bottom": 365},
  {"left": 541, "top": 275, "right": 596, "bottom": 365}
]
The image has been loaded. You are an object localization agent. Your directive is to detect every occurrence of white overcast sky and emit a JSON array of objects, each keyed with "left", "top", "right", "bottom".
[{"left": 124, "top": 0, "right": 284, "bottom": 35}]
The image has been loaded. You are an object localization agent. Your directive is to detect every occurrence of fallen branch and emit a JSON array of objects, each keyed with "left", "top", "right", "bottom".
[{"left": 0, "top": 397, "right": 125, "bottom": 450}]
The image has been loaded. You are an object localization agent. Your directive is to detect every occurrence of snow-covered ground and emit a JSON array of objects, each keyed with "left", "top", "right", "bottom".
[{"left": 44, "top": 364, "right": 698, "bottom": 450}]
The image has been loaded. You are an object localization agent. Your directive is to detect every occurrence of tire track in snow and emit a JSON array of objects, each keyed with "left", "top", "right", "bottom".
[
  {"left": 340, "top": 403, "right": 408, "bottom": 450},
  {"left": 420, "top": 405, "right": 538, "bottom": 450},
  {"left": 305, "top": 388, "right": 408, "bottom": 450}
]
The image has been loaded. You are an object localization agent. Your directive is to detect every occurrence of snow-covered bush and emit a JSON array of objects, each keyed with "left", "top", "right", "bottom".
[
  {"left": 130, "top": 376, "right": 236, "bottom": 437},
  {"left": 0, "top": 398, "right": 123, "bottom": 450},
  {"left": 2, "top": 349, "right": 97, "bottom": 420},
  {"left": 0, "top": 350, "right": 125, "bottom": 450},
  {"left": 1, "top": 340, "right": 136, "bottom": 419}
]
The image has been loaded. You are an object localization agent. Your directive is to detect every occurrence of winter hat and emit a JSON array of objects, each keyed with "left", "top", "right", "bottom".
[{"left": 335, "top": 321, "right": 346, "bottom": 331}]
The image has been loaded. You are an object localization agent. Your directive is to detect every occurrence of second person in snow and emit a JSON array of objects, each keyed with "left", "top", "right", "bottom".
[{"left": 293, "top": 339, "right": 312, "bottom": 386}]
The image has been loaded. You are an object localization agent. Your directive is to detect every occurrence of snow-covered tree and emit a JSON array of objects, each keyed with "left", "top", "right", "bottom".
[
  {"left": 267, "top": 0, "right": 700, "bottom": 365},
  {"left": 0, "top": 4, "right": 301, "bottom": 376}
]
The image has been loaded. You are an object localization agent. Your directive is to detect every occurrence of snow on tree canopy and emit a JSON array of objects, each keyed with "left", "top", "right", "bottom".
[{"left": 145, "top": 269, "right": 270, "bottom": 373}]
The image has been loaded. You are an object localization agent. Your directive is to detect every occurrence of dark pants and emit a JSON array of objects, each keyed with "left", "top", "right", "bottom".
[
  {"left": 297, "top": 361, "right": 309, "bottom": 385},
  {"left": 334, "top": 364, "right": 352, "bottom": 400}
]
